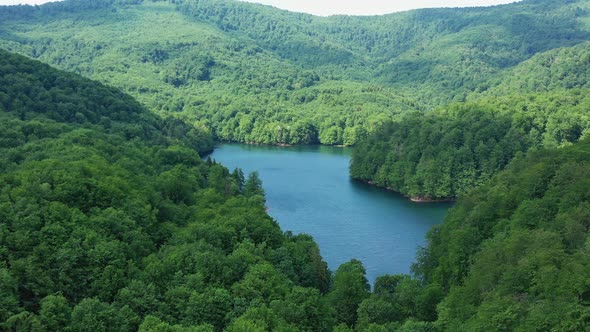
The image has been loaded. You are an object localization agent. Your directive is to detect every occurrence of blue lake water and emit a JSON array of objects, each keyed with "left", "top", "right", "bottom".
[{"left": 210, "top": 144, "right": 452, "bottom": 284}]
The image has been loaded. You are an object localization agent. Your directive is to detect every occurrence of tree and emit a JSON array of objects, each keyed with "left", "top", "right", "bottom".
[
  {"left": 70, "top": 298, "right": 136, "bottom": 332},
  {"left": 271, "top": 286, "right": 333, "bottom": 332},
  {"left": 244, "top": 171, "right": 265, "bottom": 198},
  {"left": 39, "top": 294, "right": 72, "bottom": 331},
  {"left": 356, "top": 297, "right": 402, "bottom": 329},
  {"left": 328, "top": 259, "right": 370, "bottom": 327},
  {"left": 0, "top": 268, "right": 20, "bottom": 323},
  {"left": 139, "top": 315, "right": 214, "bottom": 332},
  {"left": 231, "top": 264, "right": 288, "bottom": 304}
]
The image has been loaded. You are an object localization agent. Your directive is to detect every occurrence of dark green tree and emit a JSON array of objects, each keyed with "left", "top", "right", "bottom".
[{"left": 328, "top": 259, "right": 370, "bottom": 327}]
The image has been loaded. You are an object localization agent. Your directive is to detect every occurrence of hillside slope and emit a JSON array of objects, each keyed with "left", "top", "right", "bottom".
[
  {"left": 1, "top": 0, "right": 589, "bottom": 145},
  {"left": 483, "top": 40, "right": 590, "bottom": 95},
  {"left": 351, "top": 40, "right": 590, "bottom": 199},
  {"left": 0, "top": 50, "right": 334, "bottom": 331},
  {"left": 350, "top": 139, "right": 590, "bottom": 331},
  {"left": 415, "top": 139, "right": 590, "bottom": 331},
  {"left": 175, "top": 0, "right": 590, "bottom": 102},
  {"left": 0, "top": 0, "right": 416, "bottom": 146}
]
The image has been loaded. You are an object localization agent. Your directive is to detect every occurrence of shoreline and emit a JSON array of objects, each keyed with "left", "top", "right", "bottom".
[
  {"left": 216, "top": 141, "right": 352, "bottom": 148},
  {"left": 208, "top": 142, "right": 453, "bottom": 203},
  {"left": 363, "top": 180, "right": 456, "bottom": 203}
]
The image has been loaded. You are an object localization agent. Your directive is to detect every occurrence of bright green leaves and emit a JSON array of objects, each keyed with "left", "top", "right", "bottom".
[
  {"left": 328, "top": 259, "right": 370, "bottom": 327},
  {"left": 418, "top": 141, "right": 590, "bottom": 330}
]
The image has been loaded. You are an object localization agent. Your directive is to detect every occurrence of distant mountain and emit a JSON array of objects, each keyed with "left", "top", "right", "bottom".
[
  {"left": 484, "top": 41, "right": 590, "bottom": 95},
  {"left": 0, "top": 0, "right": 589, "bottom": 145}
]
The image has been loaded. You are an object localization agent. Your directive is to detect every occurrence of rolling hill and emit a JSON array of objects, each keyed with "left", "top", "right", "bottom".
[{"left": 1, "top": 0, "right": 589, "bottom": 146}]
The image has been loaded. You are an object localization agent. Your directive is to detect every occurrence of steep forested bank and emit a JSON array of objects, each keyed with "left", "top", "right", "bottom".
[
  {"left": 351, "top": 41, "right": 590, "bottom": 199},
  {"left": 343, "top": 139, "right": 590, "bottom": 331},
  {"left": 351, "top": 89, "right": 590, "bottom": 200},
  {"left": 0, "top": 50, "right": 335, "bottom": 331},
  {"left": 413, "top": 139, "right": 590, "bottom": 331}
]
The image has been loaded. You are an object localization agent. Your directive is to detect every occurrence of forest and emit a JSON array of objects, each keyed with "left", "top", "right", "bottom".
[
  {"left": 2, "top": 0, "right": 589, "bottom": 197},
  {"left": 1, "top": 0, "right": 589, "bottom": 146},
  {"left": 351, "top": 88, "right": 590, "bottom": 199},
  {"left": 350, "top": 38, "right": 590, "bottom": 199},
  {"left": 0, "top": 50, "right": 334, "bottom": 331},
  {"left": 2, "top": 50, "right": 589, "bottom": 331},
  {"left": 1, "top": 0, "right": 590, "bottom": 330}
]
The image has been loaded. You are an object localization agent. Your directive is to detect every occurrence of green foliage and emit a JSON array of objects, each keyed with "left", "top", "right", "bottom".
[
  {"left": 351, "top": 89, "right": 590, "bottom": 199},
  {"left": 244, "top": 171, "right": 265, "bottom": 198},
  {"left": 270, "top": 286, "right": 333, "bottom": 332},
  {"left": 2, "top": 0, "right": 589, "bottom": 146},
  {"left": 0, "top": 0, "right": 417, "bottom": 146},
  {"left": 0, "top": 50, "right": 333, "bottom": 331},
  {"left": 139, "top": 316, "right": 214, "bottom": 332},
  {"left": 413, "top": 140, "right": 590, "bottom": 330},
  {"left": 328, "top": 259, "right": 370, "bottom": 327},
  {"left": 39, "top": 295, "right": 72, "bottom": 331},
  {"left": 485, "top": 41, "right": 590, "bottom": 95}
]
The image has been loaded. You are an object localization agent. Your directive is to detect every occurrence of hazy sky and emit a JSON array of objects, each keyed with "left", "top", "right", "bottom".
[
  {"left": 240, "top": 0, "right": 521, "bottom": 16},
  {"left": 0, "top": 0, "right": 521, "bottom": 16},
  {"left": 0, "top": 0, "right": 59, "bottom": 5}
]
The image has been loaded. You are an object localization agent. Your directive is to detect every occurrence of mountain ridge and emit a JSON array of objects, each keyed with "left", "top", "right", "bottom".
[{"left": 1, "top": 0, "right": 589, "bottom": 145}]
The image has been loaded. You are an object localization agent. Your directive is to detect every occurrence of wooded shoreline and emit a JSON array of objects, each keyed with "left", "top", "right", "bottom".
[{"left": 360, "top": 180, "right": 456, "bottom": 203}]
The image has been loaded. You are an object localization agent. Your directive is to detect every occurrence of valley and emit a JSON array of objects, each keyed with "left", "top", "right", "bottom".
[{"left": 0, "top": 0, "right": 589, "bottom": 330}]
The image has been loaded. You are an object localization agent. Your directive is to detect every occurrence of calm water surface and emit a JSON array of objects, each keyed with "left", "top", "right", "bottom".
[{"left": 210, "top": 144, "right": 452, "bottom": 284}]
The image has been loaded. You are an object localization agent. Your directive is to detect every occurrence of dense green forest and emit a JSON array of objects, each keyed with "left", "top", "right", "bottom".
[
  {"left": 482, "top": 41, "right": 590, "bottom": 96},
  {"left": 2, "top": 52, "right": 588, "bottom": 330},
  {"left": 1, "top": 0, "right": 589, "bottom": 146},
  {"left": 2, "top": 0, "right": 590, "bottom": 330},
  {"left": 0, "top": 0, "right": 419, "bottom": 146},
  {"left": 0, "top": 50, "right": 335, "bottom": 331},
  {"left": 351, "top": 88, "right": 590, "bottom": 199},
  {"left": 351, "top": 40, "right": 590, "bottom": 199},
  {"left": 413, "top": 139, "right": 590, "bottom": 331}
]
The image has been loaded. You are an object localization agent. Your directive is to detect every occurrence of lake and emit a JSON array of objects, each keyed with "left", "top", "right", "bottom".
[{"left": 209, "top": 144, "right": 452, "bottom": 284}]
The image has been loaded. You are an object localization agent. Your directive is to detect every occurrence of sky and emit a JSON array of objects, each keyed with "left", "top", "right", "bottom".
[
  {"left": 0, "top": 0, "right": 60, "bottom": 4},
  {"left": 0, "top": 0, "right": 521, "bottom": 16},
  {"left": 239, "top": 0, "right": 521, "bottom": 16}
]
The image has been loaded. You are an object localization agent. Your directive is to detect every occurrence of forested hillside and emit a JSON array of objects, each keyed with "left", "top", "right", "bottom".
[
  {"left": 351, "top": 39, "right": 590, "bottom": 200},
  {"left": 0, "top": 0, "right": 418, "bottom": 146},
  {"left": 0, "top": 50, "right": 335, "bottom": 331},
  {"left": 1, "top": 0, "right": 589, "bottom": 146},
  {"left": 351, "top": 88, "right": 590, "bottom": 199},
  {"left": 484, "top": 41, "right": 590, "bottom": 95},
  {"left": 147, "top": 0, "right": 590, "bottom": 105},
  {"left": 413, "top": 139, "right": 590, "bottom": 331},
  {"left": 346, "top": 139, "right": 590, "bottom": 331}
]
